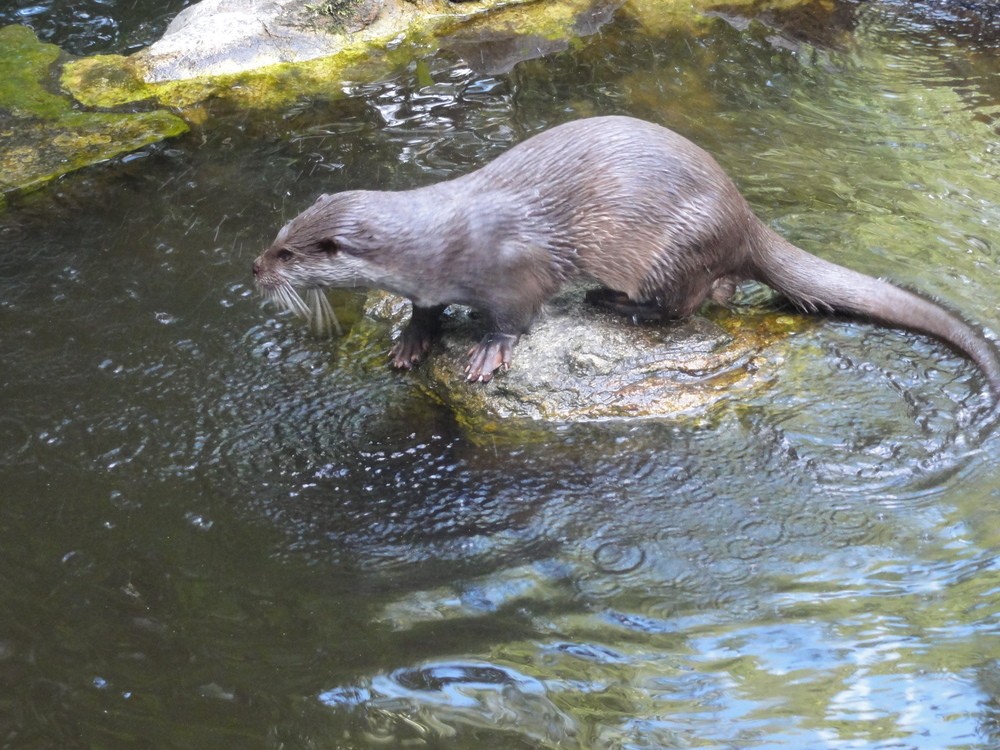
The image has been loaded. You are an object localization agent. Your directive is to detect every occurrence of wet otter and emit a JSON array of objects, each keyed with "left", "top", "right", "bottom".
[{"left": 253, "top": 116, "right": 1000, "bottom": 392}]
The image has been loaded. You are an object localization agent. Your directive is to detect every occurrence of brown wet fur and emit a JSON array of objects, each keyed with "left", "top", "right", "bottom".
[{"left": 254, "top": 116, "right": 1000, "bottom": 393}]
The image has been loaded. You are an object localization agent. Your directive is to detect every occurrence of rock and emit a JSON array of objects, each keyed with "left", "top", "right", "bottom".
[
  {"left": 439, "top": 0, "right": 625, "bottom": 75},
  {"left": 0, "top": 25, "right": 188, "bottom": 203},
  {"left": 131, "top": 0, "right": 542, "bottom": 83},
  {"left": 60, "top": 0, "right": 607, "bottom": 109},
  {"left": 360, "top": 289, "right": 807, "bottom": 424},
  {"left": 63, "top": 0, "right": 826, "bottom": 100},
  {"left": 133, "top": 0, "right": 353, "bottom": 82},
  {"left": 137, "top": 0, "right": 801, "bottom": 85}
]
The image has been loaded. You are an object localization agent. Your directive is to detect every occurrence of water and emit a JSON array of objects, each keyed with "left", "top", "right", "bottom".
[
  {"left": 0, "top": 0, "right": 193, "bottom": 55},
  {"left": 3, "top": 1, "right": 1000, "bottom": 747}
]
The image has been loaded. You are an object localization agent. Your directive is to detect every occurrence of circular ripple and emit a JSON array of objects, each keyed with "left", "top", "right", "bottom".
[
  {"left": 830, "top": 507, "right": 872, "bottom": 532},
  {"left": 739, "top": 518, "right": 784, "bottom": 547},
  {"left": 725, "top": 537, "right": 764, "bottom": 562},
  {"left": 783, "top": 511, "right": 831, "bottom": 539},
  {"left": 707, "top": 557, "right": 755, "bottom": 584},
  {"left": 592, "top": 541, "right": 646, "bottom": 575},
  {"left": 575, "top": 573, "right": 622, "bottom": 599}
]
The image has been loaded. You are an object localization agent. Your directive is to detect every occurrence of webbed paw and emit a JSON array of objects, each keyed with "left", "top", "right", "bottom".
[{"left": 466, "top": 333, "right": 519, "bottom": 382}]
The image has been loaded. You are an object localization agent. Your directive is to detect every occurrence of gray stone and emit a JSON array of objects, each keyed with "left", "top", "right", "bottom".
[
  {"left": 362, "top": 289, "right": 791, "bottom": 423},
  {"left": 132, "top": 0, "right": 551, "bottom": 82},
  {"left": 135, "top": 0, "right": 346, "bottom": 81}
]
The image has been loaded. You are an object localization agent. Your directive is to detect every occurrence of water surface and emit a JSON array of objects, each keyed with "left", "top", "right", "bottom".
[{"left": 3, "top": 1, "right": 1000, "bottom": 747}]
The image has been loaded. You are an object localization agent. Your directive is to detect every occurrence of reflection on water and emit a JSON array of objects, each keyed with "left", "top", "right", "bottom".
[
  {"left": 3, "top": 1, "right": 1000, "bottom": 748},
  {"left": 320, "top": 661, "right": 579, "bottom": 746},
  {"left": 0, "top": 0, "right": 194, "bottom": 55}
]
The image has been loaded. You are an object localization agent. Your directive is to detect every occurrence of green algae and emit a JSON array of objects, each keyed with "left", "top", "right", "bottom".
[
  {"left": 0, "top": 24, "right": 68, "bottom": 120},
  {"left": 0, "top": 25, "right": 188, "bottom": 203},
  {"left": 61, "top": 46, "right": 373, "bottom": 111},
  {"left": 0, "top": 111, "right": 188, "bottom": 195},
  {"left": 56, "top": 54, "right": 155, "bottom": 108}
]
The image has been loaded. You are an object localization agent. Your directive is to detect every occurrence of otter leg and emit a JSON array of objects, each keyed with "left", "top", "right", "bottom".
[
  {"left": 587, "top": 275, "right": 736, "bottom": 323},
  {"left": 390, "top": 303, "right": 447, "bottom": 369},
  {"left": 709, "top": 276, "right": 737, "bottom": 305},
  {"left": 585, "top": 288, "right": 668, "bottom": 322}
]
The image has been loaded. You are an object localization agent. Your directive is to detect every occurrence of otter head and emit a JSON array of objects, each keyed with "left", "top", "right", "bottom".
[{"left": 253, "top": 192, "right": 379, "bottom": 335}]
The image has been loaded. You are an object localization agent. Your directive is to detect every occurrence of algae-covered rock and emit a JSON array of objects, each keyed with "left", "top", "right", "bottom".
[
  {"left": 61, "top": 0, "right": 611, "bottom": 110},
  {"left": 358, "top": 288, "right": 808, "bottom": 426},
  {"left": 134, "top": 0, "right": 586, "bottom": 82},
  {"left": 0, "top": 25, "right": 188, "bottom": 202},
  {"left": 132, "top": 0, "right": 372, "bottom": 82},
  {"left": 60, "top": 0, "right": 825, "bottom": 111},
  {"left": 62, "top": 33, "right": 386, "bottom": 111}
]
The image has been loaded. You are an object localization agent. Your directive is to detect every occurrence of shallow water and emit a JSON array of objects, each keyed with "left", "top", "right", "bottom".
[{"left": 4, "top": 1, "right": 1000, "bottom": 748}]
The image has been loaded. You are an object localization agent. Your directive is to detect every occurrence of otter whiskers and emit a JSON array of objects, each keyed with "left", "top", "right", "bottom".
[
  {"left": 263, "top": 283, "right": 342, "bottom": 336},
  {"left": 305, "top": 287, "right": 343, "bottom": 336}
]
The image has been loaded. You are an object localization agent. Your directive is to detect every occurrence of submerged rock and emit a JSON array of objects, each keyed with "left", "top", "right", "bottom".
[{"left": 361, "top": 289, "right": 807, "bottom": 424}]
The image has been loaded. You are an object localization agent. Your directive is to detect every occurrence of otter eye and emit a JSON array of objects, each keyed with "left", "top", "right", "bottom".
[
  {"left": 317, "top": 239, "right": 340, "bottom": 255},
  {"left": 276, "top": 249, "right": 294, "bottom": 263}
]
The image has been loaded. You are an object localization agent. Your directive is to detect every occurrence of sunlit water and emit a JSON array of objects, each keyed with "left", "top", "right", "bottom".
[{"left": 3, "top": 1, "right": 1000, "bottom": 747}]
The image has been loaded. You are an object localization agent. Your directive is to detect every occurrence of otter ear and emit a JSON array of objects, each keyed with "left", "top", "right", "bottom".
[
  {"left": 317, "top": 238, "right": 341, "bottom": 255},
  {"left": 314, "top": 193, "right": 331, "bottom": 205}
]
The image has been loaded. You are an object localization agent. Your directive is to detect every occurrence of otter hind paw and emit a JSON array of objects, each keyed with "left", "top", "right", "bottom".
[{"left": 584, "top": 288, "right": 666, "bottom": 322}]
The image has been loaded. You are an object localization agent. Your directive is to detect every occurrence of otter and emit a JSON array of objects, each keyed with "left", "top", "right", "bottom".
[{"left": 253, "top": 115, "right": 1000, "bottom": 393}]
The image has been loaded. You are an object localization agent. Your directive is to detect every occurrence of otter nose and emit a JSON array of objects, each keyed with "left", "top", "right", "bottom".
[{"left": 252, "top": 260, "right": 263, "bottom": 276}]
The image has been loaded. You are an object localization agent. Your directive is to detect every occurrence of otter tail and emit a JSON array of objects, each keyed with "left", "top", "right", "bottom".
[{"left": 748, "top": 226, "right": 1000, "bottom": 396}]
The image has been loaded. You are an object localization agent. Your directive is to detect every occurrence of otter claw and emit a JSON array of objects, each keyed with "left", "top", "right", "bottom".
[
  {"left": 466, "top": 333, "right": 519, "bottom": 383},
  {"left": 389, "top": 339, "right": 428, "bottom": 369}
]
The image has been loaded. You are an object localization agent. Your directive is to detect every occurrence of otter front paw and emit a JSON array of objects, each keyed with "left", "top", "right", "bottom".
[
  {"left": 466, "top": 333, "right": 519, "bottom": 382},
  {"left": 389, "top": 334, "right": 432, "bottom": 369},
  {"left": 390, "top": 304, "right": 446, "bottom": 369}
]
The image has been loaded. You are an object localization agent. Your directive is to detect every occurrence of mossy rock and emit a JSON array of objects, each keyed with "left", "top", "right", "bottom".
[
  {"left": 0, "top": 25, "right": 188, "bottom": 202},
  {"left": 353, "top": 289, "right": 810, "bottom": 434},
  {"left": 59, "top": 0, "right": 600, "bottom": 110},
  {"left": 58, "top": 0, "right": 826, "bottom": 110}
]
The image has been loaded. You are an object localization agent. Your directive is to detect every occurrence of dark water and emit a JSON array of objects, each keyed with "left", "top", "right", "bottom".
[
  {"left": 0, "top": 0, "right": 193, "bottom": 55},
  {"left": 4, "top": 1, "right": 1000, "bottom": 748}
]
